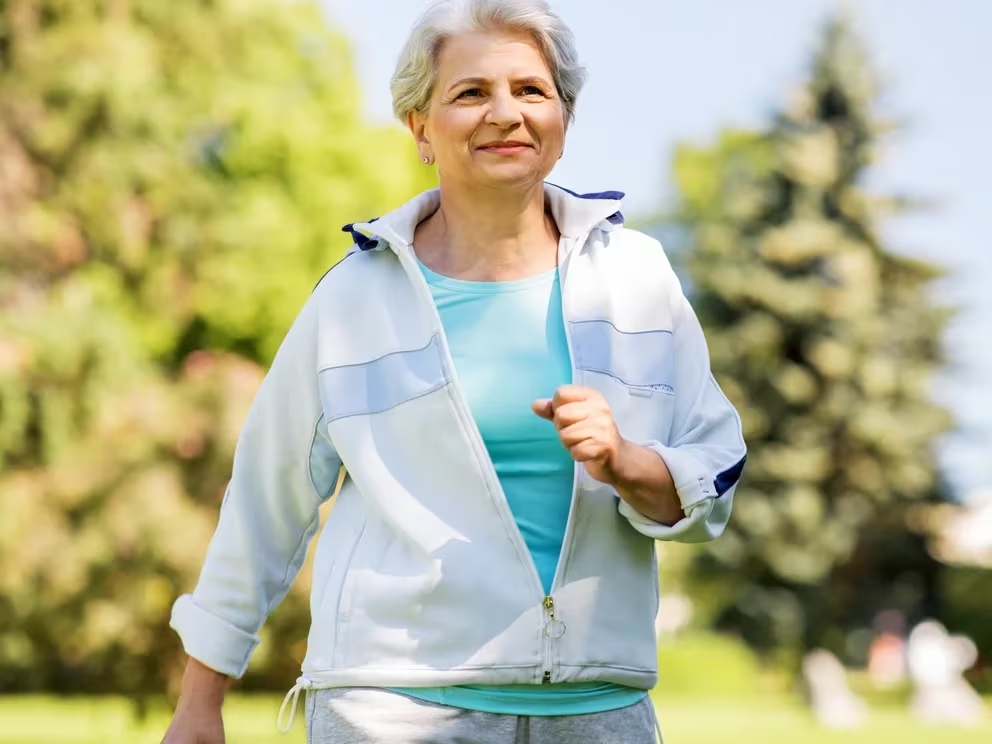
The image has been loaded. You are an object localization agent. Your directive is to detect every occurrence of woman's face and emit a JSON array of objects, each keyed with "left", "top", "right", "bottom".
[{"left": 411, "top": 28, "right": 566, "bottom": 191}]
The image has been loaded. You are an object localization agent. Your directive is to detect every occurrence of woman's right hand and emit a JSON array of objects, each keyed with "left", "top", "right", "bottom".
[{"left": 161, "top": 657, "right": 230, "bottom": 744}]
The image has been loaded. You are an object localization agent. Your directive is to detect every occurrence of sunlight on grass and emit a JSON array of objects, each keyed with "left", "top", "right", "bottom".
[
  {"left": 0, "top": 694, "right": 990, "bottom": 744},
  {"left": 653, "top": 695, "right": 992, "bottom": 744},
  {"left": 0, "top": 696, "right": 300, "bottom": 744}
]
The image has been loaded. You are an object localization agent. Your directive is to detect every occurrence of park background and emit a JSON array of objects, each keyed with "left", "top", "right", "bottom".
[{"left": 0, "top": 0, "right": 990, "bottom": 741}]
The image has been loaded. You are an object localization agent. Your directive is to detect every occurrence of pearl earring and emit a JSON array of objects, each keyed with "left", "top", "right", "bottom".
[{"left": 422, "top": 156, "right": 430, "bottom": 164}]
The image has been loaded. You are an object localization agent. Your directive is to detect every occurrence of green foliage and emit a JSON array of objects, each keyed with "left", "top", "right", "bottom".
[
  {"left": 0, "top": 0, "right": 434, "bottom": 697},
  {"left": 671, "top": 17, "right": 952, "bottom": 653},
  {"left": 941, "top": 567, "right": 992, "bottom": 692}
]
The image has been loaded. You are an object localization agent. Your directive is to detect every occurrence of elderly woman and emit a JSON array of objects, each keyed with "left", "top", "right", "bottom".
[{"left": 162, "top": 1, "right": 746, "bottom": 742}]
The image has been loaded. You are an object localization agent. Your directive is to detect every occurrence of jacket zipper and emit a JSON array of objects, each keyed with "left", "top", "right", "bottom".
[
  {"left": 542, "top": 595, "right": 553, "bottom": 683},
  {"left": 526, "top": 237, "right": 581, "bottom": 686},
  {"left": 542, "top": 594, "right": 566, "bottom": 682}
]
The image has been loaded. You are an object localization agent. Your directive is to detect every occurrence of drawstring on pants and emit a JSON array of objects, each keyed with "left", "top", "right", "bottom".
[
  {"left": 650, "top": 700, "right": 665, "bottom": 743},
  {"left": 277, "top": 677, "right": 312, "bottom": 734}
]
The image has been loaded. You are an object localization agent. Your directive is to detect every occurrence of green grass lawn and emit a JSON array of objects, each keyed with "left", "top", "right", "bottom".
[{"left": 1, "top": 694, "right": 990, "bottom": 744}]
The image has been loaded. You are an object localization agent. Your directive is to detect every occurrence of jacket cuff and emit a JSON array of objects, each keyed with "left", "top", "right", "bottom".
[
  {"left": 643, "top": 441, "right": 716, "bottom": 511},
  {"left": 618, "top": 496, "right": 715, "bottom": 540},
  {"left": 170, "top": 595, "right": 260, "bottom": 679}
]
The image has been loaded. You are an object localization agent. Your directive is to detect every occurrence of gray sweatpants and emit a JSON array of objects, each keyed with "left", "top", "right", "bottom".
[{"left": 305, "top": 687, "right": 662, "bottom": 743}]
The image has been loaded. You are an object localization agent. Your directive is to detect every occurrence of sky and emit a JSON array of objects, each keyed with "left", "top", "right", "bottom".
[{"left": 319, "top": 0, "right": 992, "bottom": 499}]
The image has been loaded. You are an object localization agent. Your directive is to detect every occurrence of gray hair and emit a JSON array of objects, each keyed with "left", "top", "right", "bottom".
[{"left": 391, "top": 0, "right": 586, "bottom": 124}]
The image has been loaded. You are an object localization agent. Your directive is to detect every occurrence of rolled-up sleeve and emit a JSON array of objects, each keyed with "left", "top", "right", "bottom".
[{"left": 620, "top": 291, "right": 746, "bottom": 543}]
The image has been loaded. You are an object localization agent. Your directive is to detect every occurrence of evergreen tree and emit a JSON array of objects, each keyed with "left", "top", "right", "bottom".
[
  {"left": 0, "top": 0, "right": 434, "bottom": 697},
  {"left": 671, "top": 16, "right": 952, "bottom": 656}
]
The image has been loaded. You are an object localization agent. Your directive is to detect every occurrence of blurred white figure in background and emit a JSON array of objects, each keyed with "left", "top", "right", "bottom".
[
  {"left": 801, "top": 649, "right": 869, "bottom": 729},
  {"left": 907, "top": 620, "right": 987, "bottom": 727}
]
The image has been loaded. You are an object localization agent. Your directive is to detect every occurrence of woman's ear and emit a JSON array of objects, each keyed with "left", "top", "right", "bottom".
[
  {"left": 407, "top": 111, "right": 429, "bottom": 146},
  {"left": 407, "top": 111, "right": 432, "bottom": 164}
]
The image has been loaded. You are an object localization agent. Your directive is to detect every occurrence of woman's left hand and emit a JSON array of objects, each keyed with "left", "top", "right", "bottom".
[{"left": 532, "top": 385, "right": 627, "bottom": 485}]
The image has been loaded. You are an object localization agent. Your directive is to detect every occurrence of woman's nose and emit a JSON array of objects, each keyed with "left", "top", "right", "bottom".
[{"left": 485, "top": 89, "right": 523, "bottom": 128}]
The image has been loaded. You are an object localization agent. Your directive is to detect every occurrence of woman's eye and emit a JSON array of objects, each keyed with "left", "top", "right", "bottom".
[
  {"left": 457, "top": 88, "right": 482, "bottom": 99},
  {"left": 521, "top": 85, "right": 544, "bottom": 96}
]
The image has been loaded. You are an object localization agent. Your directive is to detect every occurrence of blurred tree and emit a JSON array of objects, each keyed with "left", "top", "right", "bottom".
[
  {"left": 0, "top": 0, "right": 433, "bottom": 702},
  {"left": 670, "top": 16, "right": 953, "bottom": 661}
]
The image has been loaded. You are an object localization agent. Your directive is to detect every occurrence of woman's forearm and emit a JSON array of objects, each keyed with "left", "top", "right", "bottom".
[
  {"left": 608, "top": 440, "right": 685, "bottom": 526},
  {"left": 176, "top": 657, "right": 230, "bottom": 712}
]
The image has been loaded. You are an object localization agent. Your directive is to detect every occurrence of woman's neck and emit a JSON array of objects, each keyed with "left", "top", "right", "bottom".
[{"left": 413, "top": 181, "right": 560, "bottom": 281}]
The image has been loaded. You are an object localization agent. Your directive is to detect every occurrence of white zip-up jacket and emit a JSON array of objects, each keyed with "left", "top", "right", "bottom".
[{"left": 170, "top": 184, "right": 746, "bottom": 695}]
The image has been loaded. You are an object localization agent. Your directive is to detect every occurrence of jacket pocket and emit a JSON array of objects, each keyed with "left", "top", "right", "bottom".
[
  {"left": 314, "top": 514, "right": 366, "bottom": 615},
  {"left": 570, "top": 320, "right": 675, "bottom": 395},
  {"left": 318, "top": 335, "right": 450, "bottom": 422},
  {"left": 307, "top": 489, "right": 369, "bottom": 670},
  {"left": 570, "top": 320, "right": 676, "bottom": 445},
  {"left": 337, "top": 517, "right": 444, "bottom": 668}
]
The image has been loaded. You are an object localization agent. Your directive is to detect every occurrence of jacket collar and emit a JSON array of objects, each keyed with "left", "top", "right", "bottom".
[{"left": 342, "top": 183, "right": 625, "bottom": 255}]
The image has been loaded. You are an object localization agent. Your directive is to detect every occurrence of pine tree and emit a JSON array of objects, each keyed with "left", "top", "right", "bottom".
[
  {"left": 671, "top": 16, "right": 952, "bottom": 656},
  {"left": 0, "top": 0, "right": 434, "bottom": 697}
]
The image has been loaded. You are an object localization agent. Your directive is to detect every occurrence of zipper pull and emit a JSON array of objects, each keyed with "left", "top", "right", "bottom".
[
  {"left": 543, "top": 595, "right": 566, "bottom": 639},
  {"left": 542, "top": 595, "right": 566, "bottom": 685}
]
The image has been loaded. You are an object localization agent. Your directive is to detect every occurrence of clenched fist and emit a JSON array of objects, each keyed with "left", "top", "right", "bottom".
[{"left": 532, "top": 384, "right": 626, "bottom": 485}]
